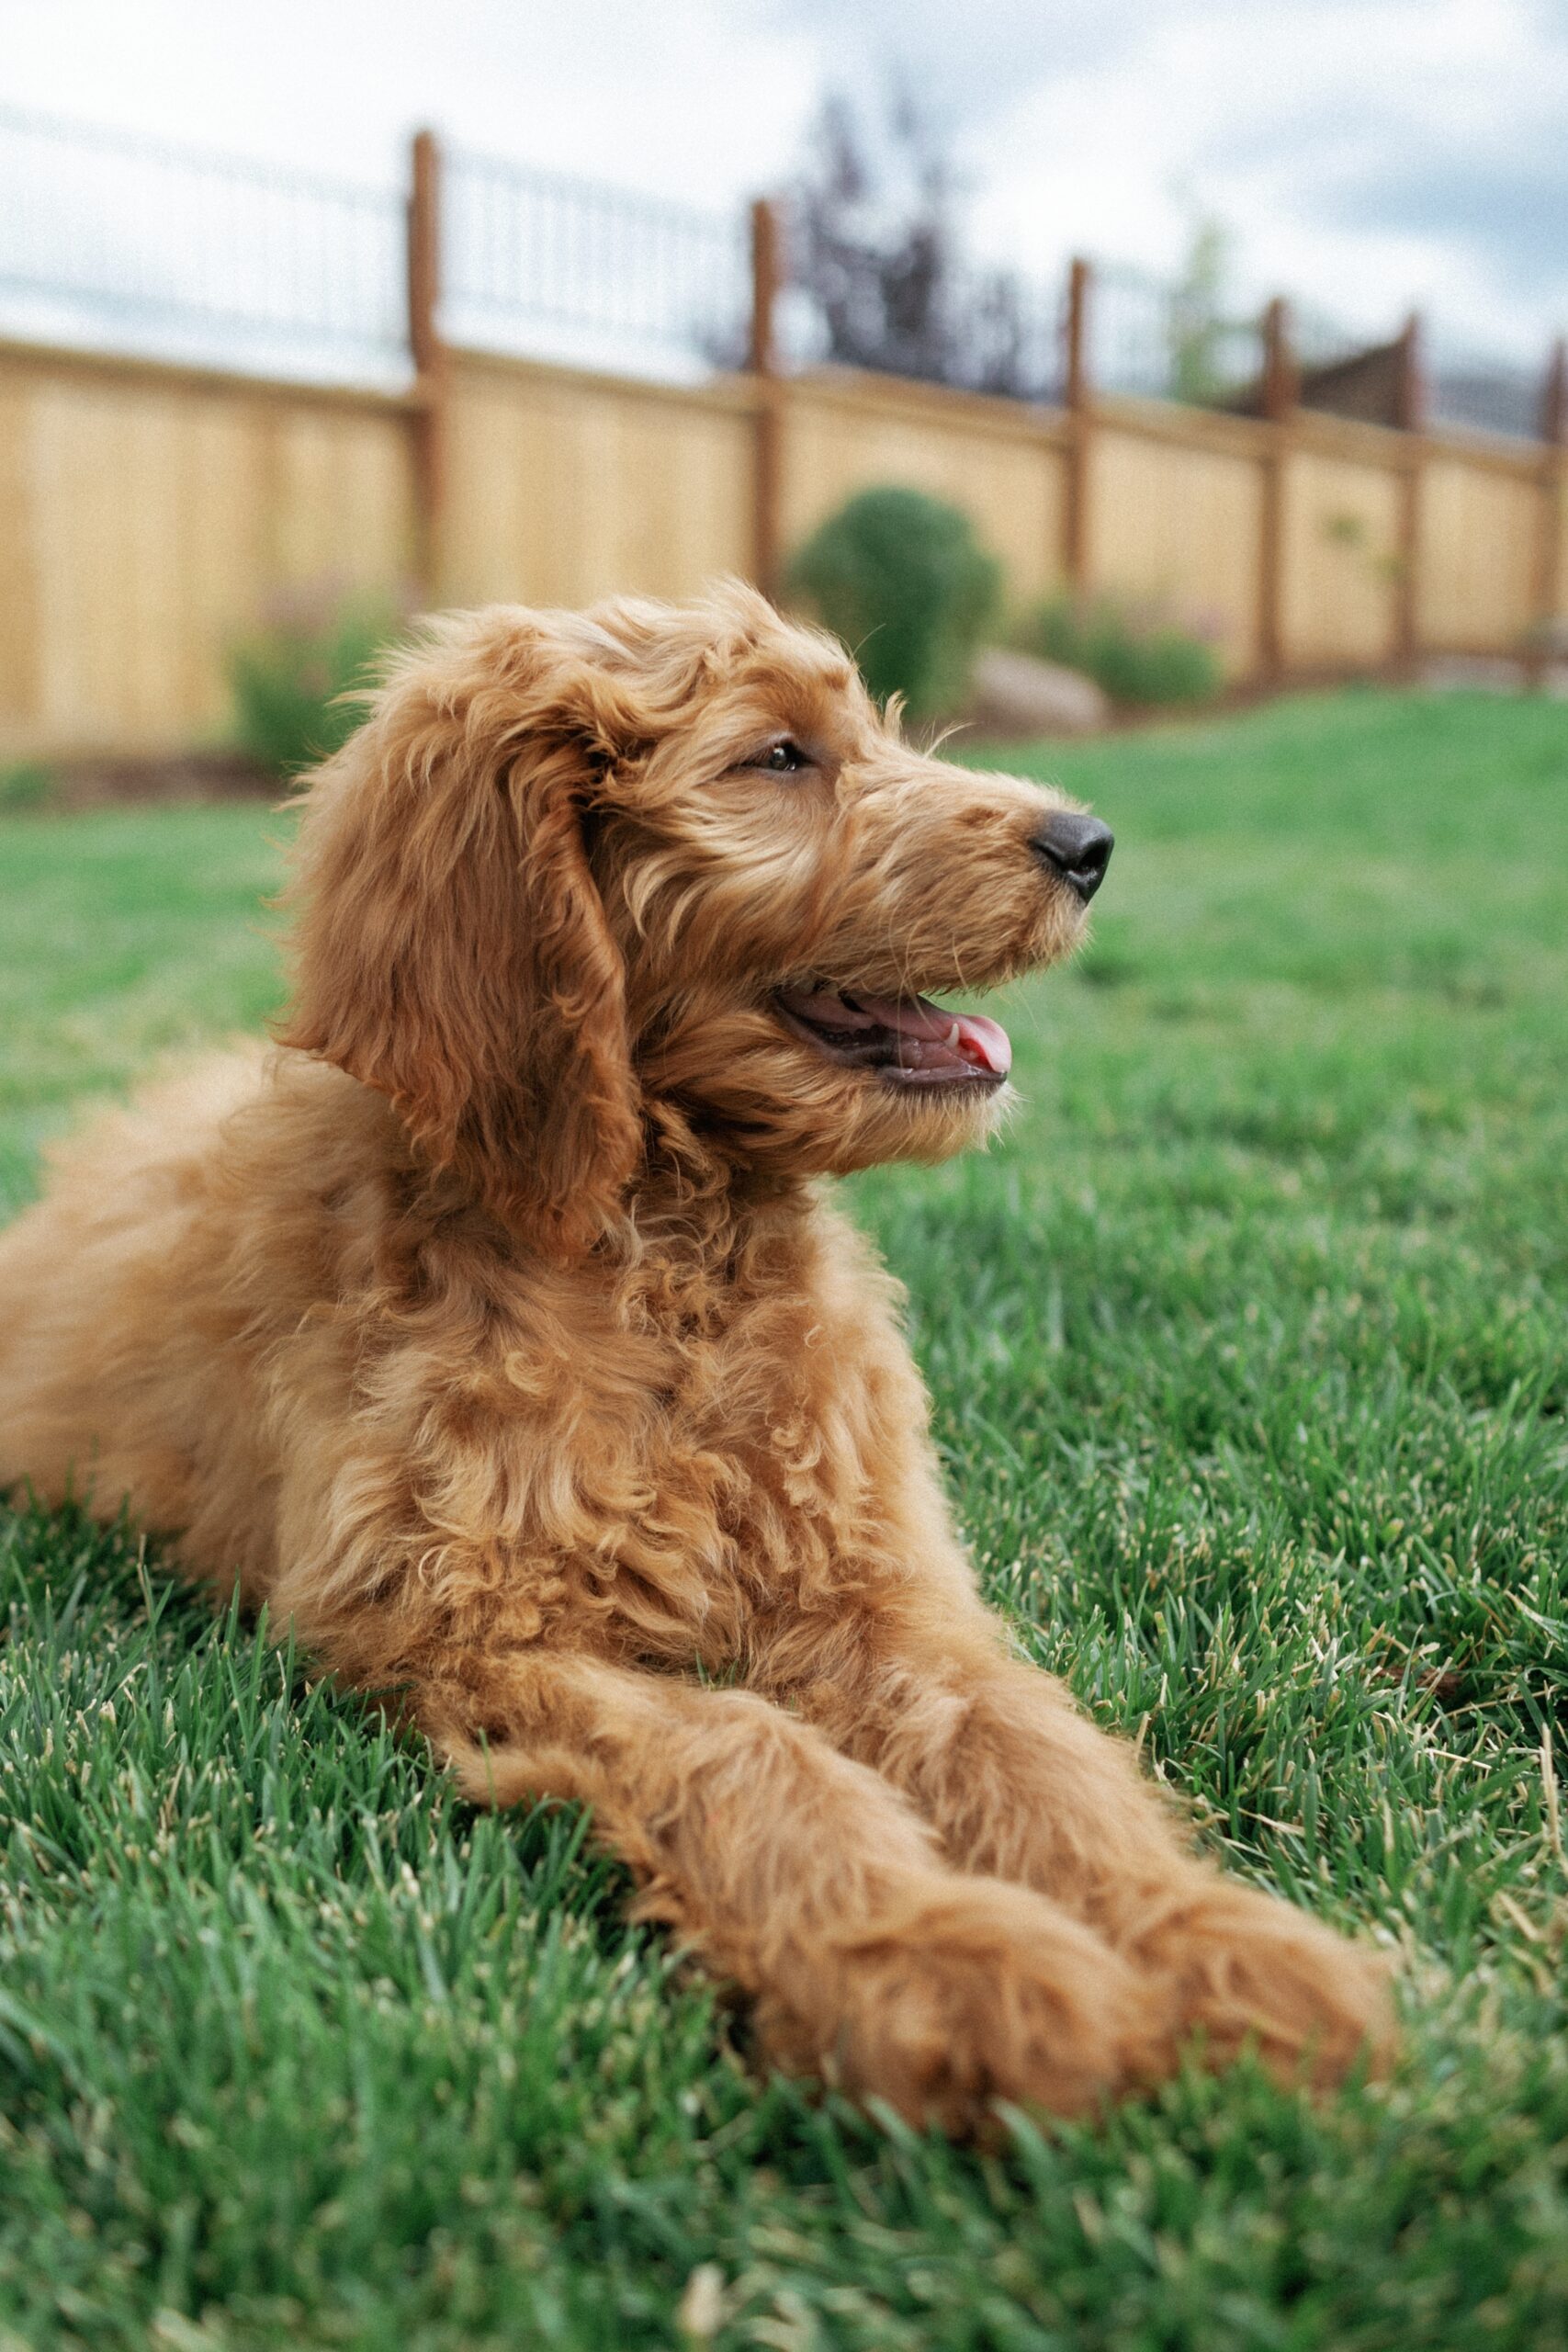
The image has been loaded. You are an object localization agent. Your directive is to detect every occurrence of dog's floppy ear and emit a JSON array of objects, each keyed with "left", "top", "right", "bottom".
[{"left": 276, "top": 610, "right": 644, "bottom": 1254}]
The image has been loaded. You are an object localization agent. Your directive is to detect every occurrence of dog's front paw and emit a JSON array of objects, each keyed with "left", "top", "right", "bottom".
[
  {"left": 761, "top": 1876, "right": 1161, "bottom": 2133},
  {"left": 1130, "top": 1875, "right": 1395, "bottom": 2090}
]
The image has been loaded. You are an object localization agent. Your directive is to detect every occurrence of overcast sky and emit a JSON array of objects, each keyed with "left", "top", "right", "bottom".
[{"left": 5, "top": 0, "right": 1564, "bottom": 362}]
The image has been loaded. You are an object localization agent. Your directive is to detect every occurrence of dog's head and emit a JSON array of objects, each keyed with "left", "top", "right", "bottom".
[{"left": 279, "top": 584, "right": 1111, "bottom": 1251}]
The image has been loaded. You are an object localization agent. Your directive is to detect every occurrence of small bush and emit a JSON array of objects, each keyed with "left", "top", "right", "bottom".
[
  {"left": 0, "top": 761, "right": 52, "bottom": 813},
  {"left": 786, "top": 486, "right": 1000, "bottom": 719},
  {"left": 229, "top": 588, "right": 407, "bottom": 780},
  {"left": 1019, "top": 592, "right": 1222, "bottom": 709}
]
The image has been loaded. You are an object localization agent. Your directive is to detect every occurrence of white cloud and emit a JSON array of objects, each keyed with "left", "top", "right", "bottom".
[
  {"left": 3, "top": 0, "right": 1562, "bottom": 367},
  {"left": 4, "top": 0, "right": 818, "bottom": 200},
  {"left": 947, "top": 0, "right": 1566, "bottom": 353}
]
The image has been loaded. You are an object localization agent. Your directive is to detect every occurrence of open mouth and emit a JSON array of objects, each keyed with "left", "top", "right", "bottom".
[{"left": 775, "top": 985, "right": 1011, "bottom": 1089}]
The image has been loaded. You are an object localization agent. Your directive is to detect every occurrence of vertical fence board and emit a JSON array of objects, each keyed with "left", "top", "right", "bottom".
[
  {"left": 1088, "top": 417, "right": 1265, "bottom": 673},
  {"left": 1280, "top": 447, "right": 1402, "bottom": 669},
  {"left": 1418, "top": 458, "right": 1541, "bottom": 651},
  {"left": 440, "top": 354, "right": 753, "bottom": 612},
  {"left": 184, "top": 399, "right": 266, "bottom": 730}
]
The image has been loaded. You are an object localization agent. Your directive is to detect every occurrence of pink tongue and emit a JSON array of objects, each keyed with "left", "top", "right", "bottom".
[{"left": 838, "top": 991, "right": 1012, "bottom": 1079}]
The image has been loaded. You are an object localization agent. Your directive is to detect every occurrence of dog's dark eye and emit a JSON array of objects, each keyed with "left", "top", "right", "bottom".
[{"left": 761, "top": 740, "right": 808, "bottom": 775}]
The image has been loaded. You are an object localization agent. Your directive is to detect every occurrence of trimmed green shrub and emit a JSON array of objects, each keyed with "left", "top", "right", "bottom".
[
  {"left": 1020, "top": 591, "right": 1222, "bottom": 708},
  {"left": 229, "top": 589, "right": 407, "bottom": 780},
  {"left": 0, "top": 761, "right": 52, "bottom": 813},
  {"left": 786, "top": 486, "right": 1001, "bottom": 719}
]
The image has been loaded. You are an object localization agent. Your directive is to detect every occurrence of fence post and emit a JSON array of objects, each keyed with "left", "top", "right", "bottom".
[
  {"left": 1258, "top": 297, "right": 1296, "bottom": 680},
  {"left": 1530, "top": 337, "right": 1567, "bottom": 684},
  {"left": 406, "top": 127, "right": 447, "bottom": 601},
  {"left": 750, "top": 197, "right": 784, "bottom": 597},
  {"left": 1393, "top": 311, "right": 1425, "bottom": 673},
  {"left": 1393, "top": 311, "right": 1425, "bottom": 434},
  {"left": 1542, "top": 338, "right": 1568, "bottom": 446},
  {"left": 1062, "top": 256, "right": 1092, "bottom": 591}
]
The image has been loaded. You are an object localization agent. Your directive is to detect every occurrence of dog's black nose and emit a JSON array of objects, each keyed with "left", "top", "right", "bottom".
[{"left": 1032, "top": 810, "right": 1114, "bottom": 902}]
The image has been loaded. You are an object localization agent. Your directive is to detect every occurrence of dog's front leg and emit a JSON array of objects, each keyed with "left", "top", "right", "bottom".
[
  {"left": 414, "top": 1645, "right": 1160, "bottom": 2130},
  {"left": 798, "top": 1604, "right": 1393, "bottom": 2090}
]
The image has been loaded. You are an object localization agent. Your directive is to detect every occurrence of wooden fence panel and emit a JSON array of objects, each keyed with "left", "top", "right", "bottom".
[
  {"left": 265, "top": 406, "right": 413, "bottom": 594},
  {"left": 2, "top": 329, "right": 1562, "bottom": 762},
  {"left": 1418, "top": 454, "right": 1542, "bottom": 651},
  {"left": 441, "top": 353, "right": 754, "bottom": 611},
  {"left": 0, "top": 345, "right": 415, "bottom": 755},
  {"left": 1279, "top": 446, "right": 1403, "bottom": 669},
  {"left": 1088, "top": 410, "right": 1265, "bottom": 674},
  {"left": 0, "top": 368, "right": 42, "bottom": 741},
  {"left": 779, "top": 375, "right": 1067, "bottom": 609}
]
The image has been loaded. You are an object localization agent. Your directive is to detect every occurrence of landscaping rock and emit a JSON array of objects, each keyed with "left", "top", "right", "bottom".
[{"left": 960, "top": 647, "right": 1109, "bottom": 739}]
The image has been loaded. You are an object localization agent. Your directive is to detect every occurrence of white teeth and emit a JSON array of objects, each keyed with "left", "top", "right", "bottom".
[{"left": 946, "top": 1023, "right": 962, "bottom": 1048}]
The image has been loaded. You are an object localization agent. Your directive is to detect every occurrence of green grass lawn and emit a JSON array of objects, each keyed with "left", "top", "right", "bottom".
[{"left": 2, "top": 691, "right": 1566, "bottom": 2350}]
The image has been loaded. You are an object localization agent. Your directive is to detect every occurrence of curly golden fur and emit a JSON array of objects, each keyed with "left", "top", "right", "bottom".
[{"left": 0, "top": 584, "right": 1390, "bottom": 2130}]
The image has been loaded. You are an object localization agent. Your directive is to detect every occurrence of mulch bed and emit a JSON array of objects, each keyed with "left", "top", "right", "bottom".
[{"left": 9, "top": 749, "right": 281, "bottom": 814}]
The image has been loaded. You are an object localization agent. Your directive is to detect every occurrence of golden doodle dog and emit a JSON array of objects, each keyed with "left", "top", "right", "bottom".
[{"left": 0, "top": 583, "right": 1390, "bottom": 2129}]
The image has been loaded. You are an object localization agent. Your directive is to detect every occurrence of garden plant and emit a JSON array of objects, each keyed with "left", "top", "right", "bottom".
[{"left": 786, "top": 486, "right": 1001, "bottom": 720}]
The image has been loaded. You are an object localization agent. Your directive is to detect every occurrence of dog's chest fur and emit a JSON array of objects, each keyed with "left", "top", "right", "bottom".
[
  {"left": 335, "top": 1186, "right": 942, "bottom": 1671},
  {"left": 0, "top": 1055, "right": 961, "bottom": 1679}
]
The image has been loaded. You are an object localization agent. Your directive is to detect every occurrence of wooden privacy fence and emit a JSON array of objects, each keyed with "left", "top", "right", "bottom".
[{"left": 2, "top": 131, "right": 1565, "bottom": 758}]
